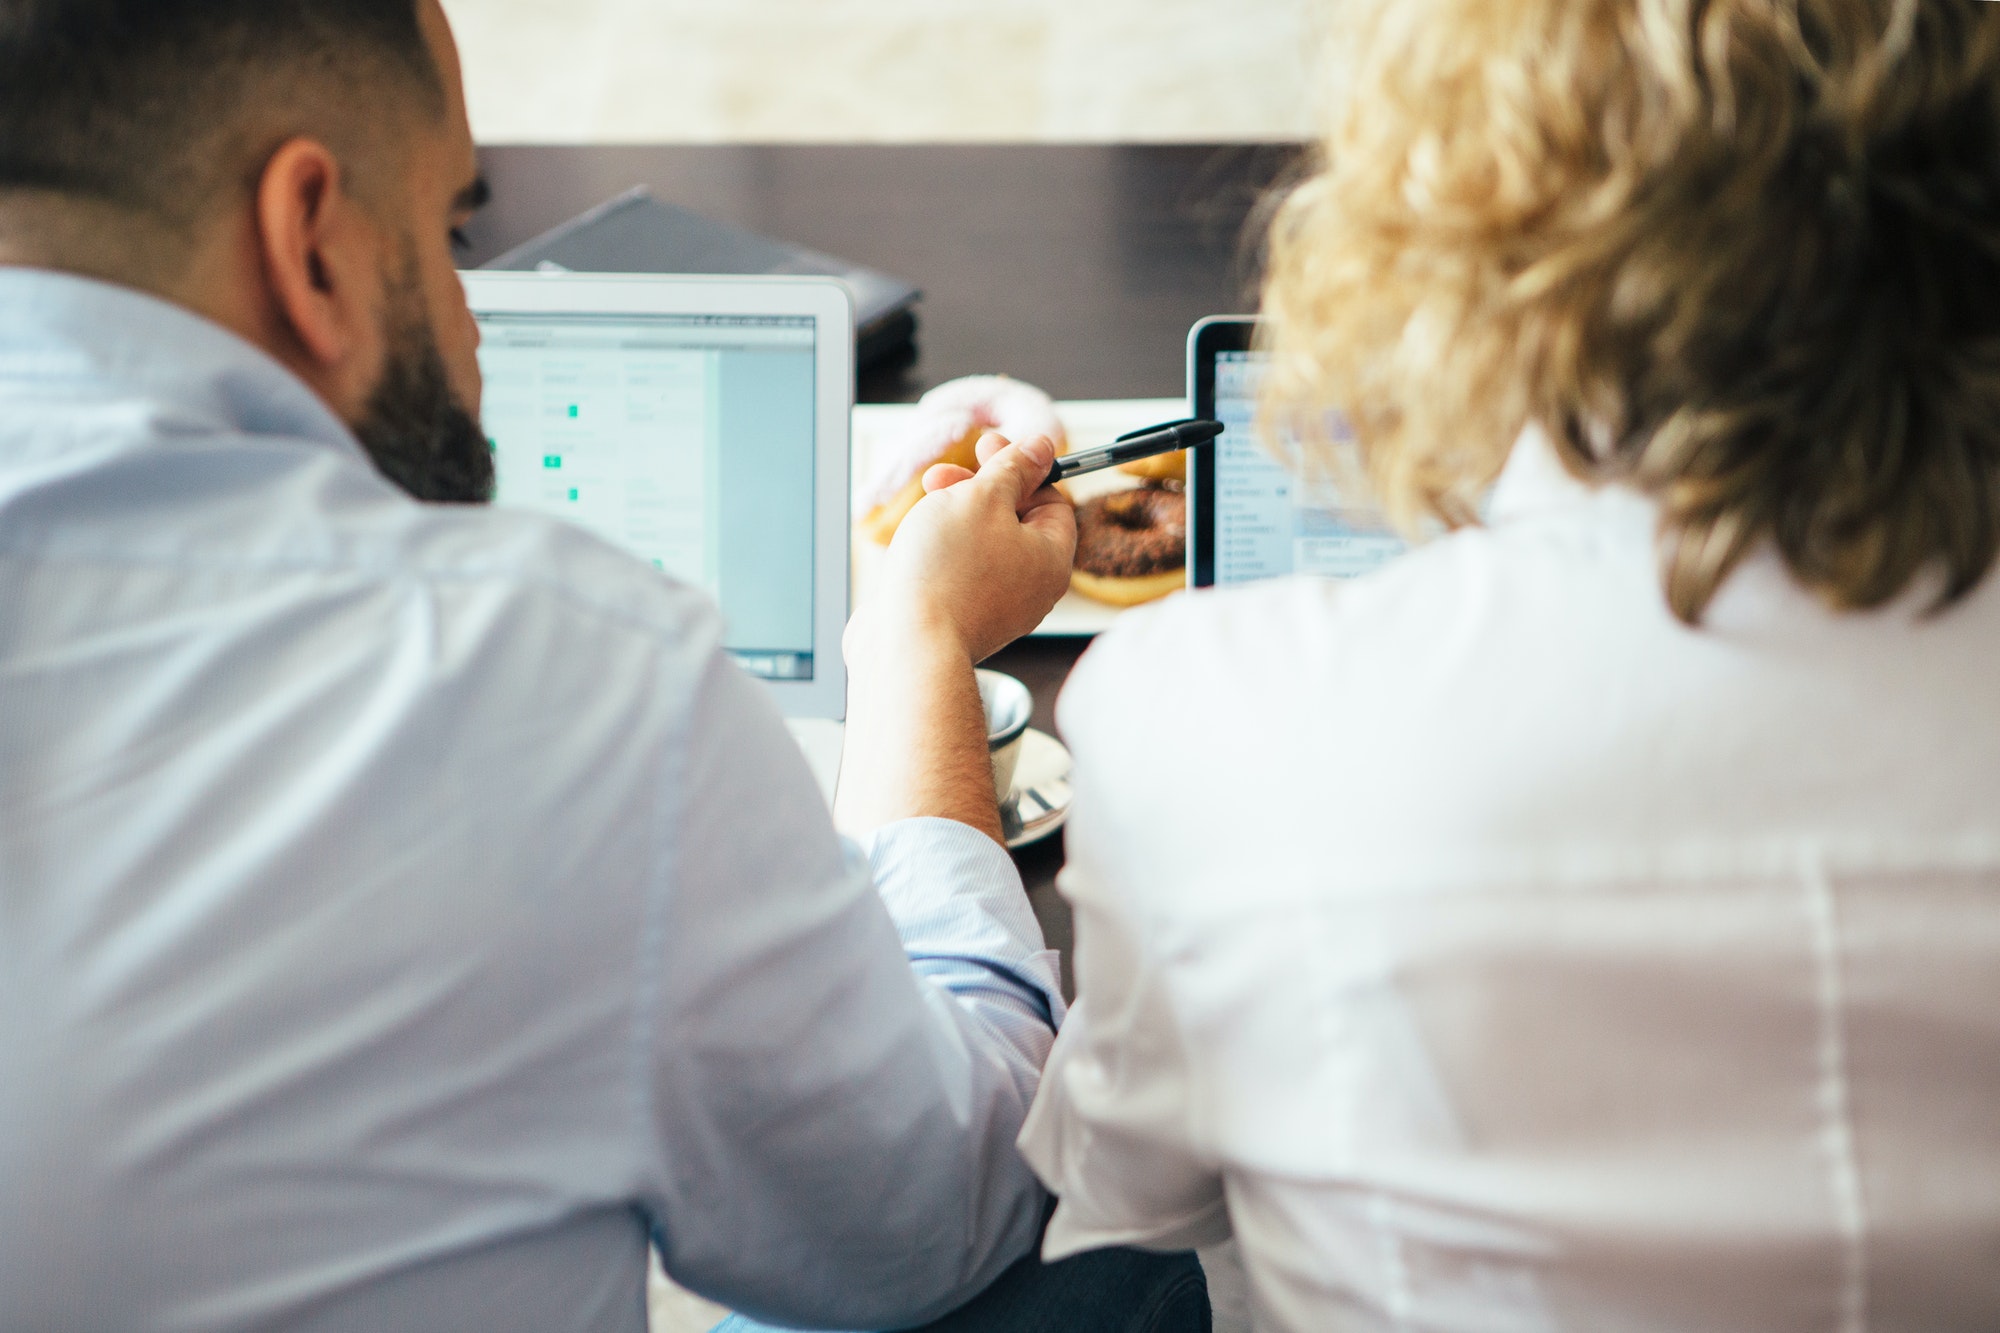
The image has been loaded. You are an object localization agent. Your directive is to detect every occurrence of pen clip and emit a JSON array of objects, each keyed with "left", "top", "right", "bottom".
[{"left": 1113, "top": 418, "right": 1199, "bottom": 444}]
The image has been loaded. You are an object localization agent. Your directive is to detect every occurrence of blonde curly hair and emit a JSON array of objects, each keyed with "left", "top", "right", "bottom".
[{"left": 1261, "top": 0, "right": 2000, "bottom": 621}]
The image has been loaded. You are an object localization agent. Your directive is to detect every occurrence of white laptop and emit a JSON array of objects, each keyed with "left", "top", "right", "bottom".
[{"left": 461, "top": 272, "right": 853, "bottom": 738}]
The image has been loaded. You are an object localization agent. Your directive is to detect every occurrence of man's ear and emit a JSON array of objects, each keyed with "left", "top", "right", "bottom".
[{"left": 253, "top": 138, "right": 384, "bottom": 388}]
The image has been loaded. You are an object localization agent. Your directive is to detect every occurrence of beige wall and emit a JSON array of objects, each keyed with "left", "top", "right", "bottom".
[{"left": 441, "top": 0, "right": 1326, "bottom": 144}]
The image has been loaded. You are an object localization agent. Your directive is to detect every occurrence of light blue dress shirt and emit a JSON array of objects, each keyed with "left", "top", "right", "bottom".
[{"left": 0, "top": 269, "right": 1064, "bottom": 1332}]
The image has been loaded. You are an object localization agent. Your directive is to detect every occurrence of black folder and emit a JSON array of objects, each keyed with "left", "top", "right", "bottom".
[{"left": 481, "top": 187, "right": 920, "bottom": 370}]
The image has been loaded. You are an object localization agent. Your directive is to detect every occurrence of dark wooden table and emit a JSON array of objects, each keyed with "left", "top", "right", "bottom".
[{"left": 459, "top": 144, "right": 1301, "bottom": 982}]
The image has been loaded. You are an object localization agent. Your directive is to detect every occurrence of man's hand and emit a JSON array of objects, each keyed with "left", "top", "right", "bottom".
[
  {"left": 857, "top": 432, "right": 1076, "bottom": 663},
  {"left": 837, "top": 432, "right": 1076, "bottom": 843}
]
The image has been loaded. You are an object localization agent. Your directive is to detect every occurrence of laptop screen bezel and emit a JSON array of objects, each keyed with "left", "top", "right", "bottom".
[{"left": 1187, "top": 315, "right": 1259, "bottom": 590}]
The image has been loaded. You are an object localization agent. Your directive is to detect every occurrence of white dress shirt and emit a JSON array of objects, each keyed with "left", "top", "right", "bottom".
[
  {"left": 1020, "top": 431, "right": 2000, "bottom": 1331},
  {"left": 0, "top": 269, "right": 1063, "bottom": 1333}
]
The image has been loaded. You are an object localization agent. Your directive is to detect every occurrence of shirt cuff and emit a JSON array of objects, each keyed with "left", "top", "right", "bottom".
[{"left": 856, "top": 817, "right": 1068, "bottom": 1030}]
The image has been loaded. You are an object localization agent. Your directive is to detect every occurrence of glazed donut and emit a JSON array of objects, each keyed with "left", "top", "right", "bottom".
[
  {"left": 1070, "top": 482, "right": 1187, "bottom": 606},
  {"left": 857, "top": 375, "right": 1067, "bottom": 545},
  {"left": 1118, "top": 450, "right": 1188, "bottom": 484}
]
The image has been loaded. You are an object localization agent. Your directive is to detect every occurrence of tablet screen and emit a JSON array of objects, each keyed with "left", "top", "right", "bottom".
[
  {"left": 478, "top": 312, "right": 818, "bottom": 681},
  {"left": 1198, "top": 332, "right": 1405, "bottom": 586}
]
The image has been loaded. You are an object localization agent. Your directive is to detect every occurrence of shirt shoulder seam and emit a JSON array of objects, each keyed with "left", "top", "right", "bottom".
[{"left": 0, "top": 544, "right": 709, "bottom": 647}]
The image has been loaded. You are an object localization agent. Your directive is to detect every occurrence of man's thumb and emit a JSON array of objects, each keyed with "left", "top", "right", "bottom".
[{"left": 983, "top": 435, "right": 1058, "bottom": 513}]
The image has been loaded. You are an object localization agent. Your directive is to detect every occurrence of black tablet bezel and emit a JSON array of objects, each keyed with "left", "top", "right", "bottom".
[{"left": 1188, "top": 315, "right": 1259, "bottom": 589}]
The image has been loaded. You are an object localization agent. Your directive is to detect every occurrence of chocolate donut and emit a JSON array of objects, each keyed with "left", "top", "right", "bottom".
[{"left": 1075, "top": 482, "right": 1186, "bottom": 578}]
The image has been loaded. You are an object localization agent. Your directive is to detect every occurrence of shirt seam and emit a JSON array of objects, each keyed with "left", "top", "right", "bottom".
[
  {"left": 1368, "top": 1190, "right": 1416, "bottom": 1333},
  {"left": 1803, "top": 856, "right": 1870, "bottom": 1333},
  {"left": 1119, "top": 838, "right": 2000, "bottom": 915},
  {"left": 627, "top": 653, "right": 694, "bottom": 1234},
  {"left": 0, "top": 545, "right": 705, "bottom": 651}
]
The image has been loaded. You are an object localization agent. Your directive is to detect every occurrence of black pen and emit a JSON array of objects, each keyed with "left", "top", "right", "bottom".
[{"left": 1041, "top": 418, "right": 1224, "bottom": 490}]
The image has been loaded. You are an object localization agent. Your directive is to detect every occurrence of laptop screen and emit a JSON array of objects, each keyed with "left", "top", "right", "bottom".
[
  {"left": 478, "top": 311, "right": 819, "bottom": 682},
  {"left": 1200, "top": 338, "right": 1405, "bottom": 586}
]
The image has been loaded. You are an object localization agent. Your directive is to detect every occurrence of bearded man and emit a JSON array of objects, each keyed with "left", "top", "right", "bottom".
[{"left": 0, "top": 3, "right": 1207, "bottom": 1330}]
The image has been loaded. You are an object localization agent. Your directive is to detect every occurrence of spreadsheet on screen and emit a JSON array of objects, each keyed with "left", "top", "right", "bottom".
[{"left": 478, "top": 312, "right": 819, "bottom": 682}]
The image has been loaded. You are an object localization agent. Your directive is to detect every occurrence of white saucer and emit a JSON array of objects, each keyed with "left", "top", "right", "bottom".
[{"left": 1002, "top": 729, "right": 1073, "bottom": 850}]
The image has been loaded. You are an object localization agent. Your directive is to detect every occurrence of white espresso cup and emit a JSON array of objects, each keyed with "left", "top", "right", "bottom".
[{"left": 975, "top": 669, "right": 1034, "bottom": 800}]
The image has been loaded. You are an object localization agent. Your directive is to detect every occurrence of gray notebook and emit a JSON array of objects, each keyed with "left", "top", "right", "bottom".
[{"left": 482, "top": 187, "right": 919, "bottom": 369}]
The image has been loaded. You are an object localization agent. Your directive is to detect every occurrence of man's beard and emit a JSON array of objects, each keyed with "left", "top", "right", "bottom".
[{"left": 352, "top": 272, "right": 493, "bottom": 505}]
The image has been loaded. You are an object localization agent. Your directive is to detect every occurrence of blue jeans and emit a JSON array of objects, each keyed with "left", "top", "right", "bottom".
[{"left": 709, "top": 1242, "right": 1210, "bottom": 1333}]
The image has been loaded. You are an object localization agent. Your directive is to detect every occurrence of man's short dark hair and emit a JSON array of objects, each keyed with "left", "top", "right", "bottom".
[{"left": 0, "top": 0, "right": 442, "bottom": 225}]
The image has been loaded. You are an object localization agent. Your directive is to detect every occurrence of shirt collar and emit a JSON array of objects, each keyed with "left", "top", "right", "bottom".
[
  {"left": 0, "top": 265, "right": 363, "bottom": 463},
  {"left": 1486, "top": 422, "right": 1597, "bottom": 521}
]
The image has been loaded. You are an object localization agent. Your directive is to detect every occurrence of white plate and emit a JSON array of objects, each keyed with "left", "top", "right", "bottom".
[
  {"left": 852, "top": 397, "right": 1187, "bottom": 637},
  {"left": 1002, "top": 729, "right": 1073, "bottom": 849}
]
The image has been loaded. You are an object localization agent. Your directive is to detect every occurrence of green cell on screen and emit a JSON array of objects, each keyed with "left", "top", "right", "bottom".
[
  {"left": 568, "top": 405, "right": 579, "bottom": 418},
  {"left": 568, "top": 489, "right": 579, "bottom": 502},
  {"left": 543, "top": 455, "right": 561, "bottom": 469}
]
